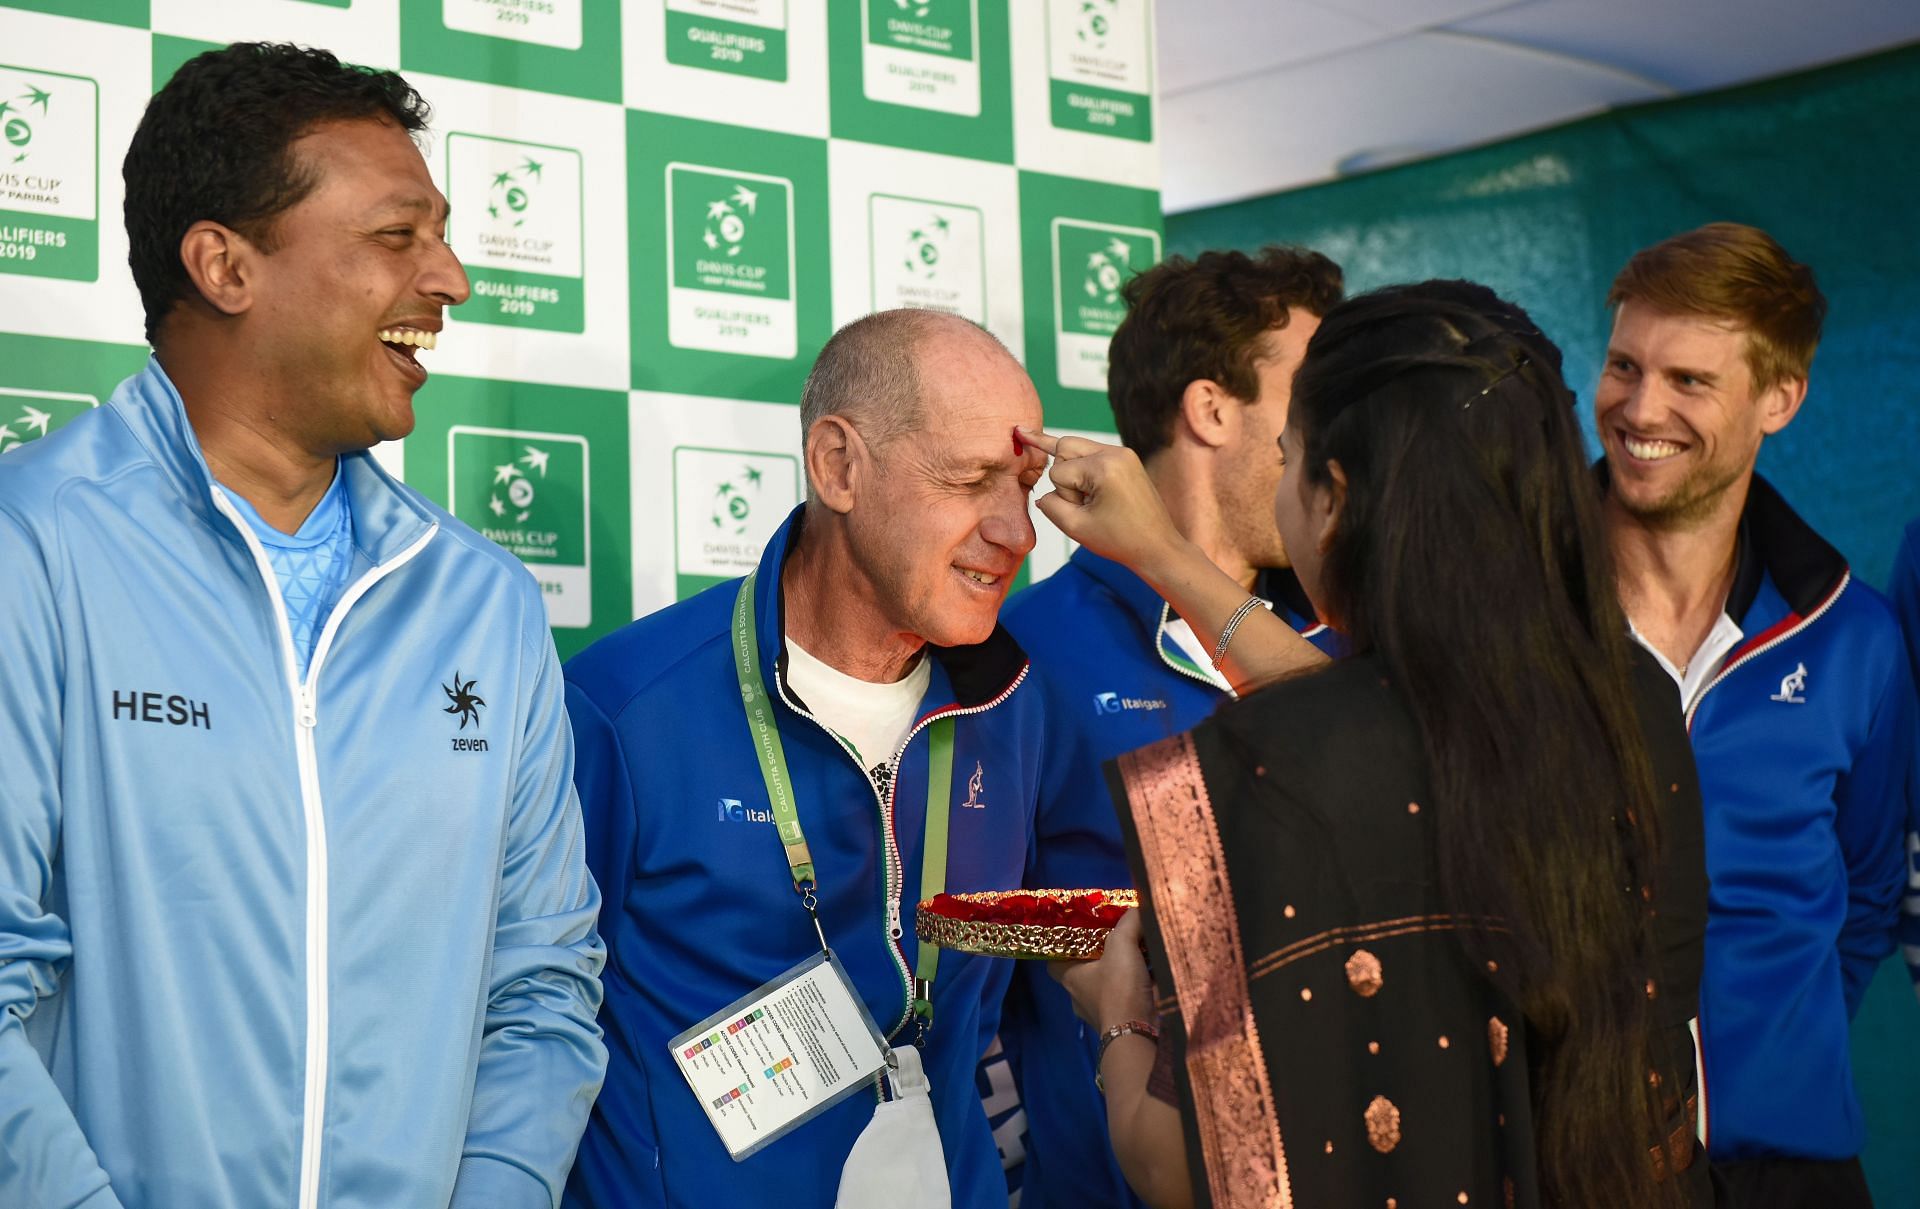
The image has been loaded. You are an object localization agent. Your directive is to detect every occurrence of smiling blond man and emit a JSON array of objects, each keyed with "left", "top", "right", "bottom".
[
  {"left": 0, "top": 43, "right": 606, "bottom": 1209},
  {"left": 1597, "top": 223, "right": 1914, "bottom": 1209}
]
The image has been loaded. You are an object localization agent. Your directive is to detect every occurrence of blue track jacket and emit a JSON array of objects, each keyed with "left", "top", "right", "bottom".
[
  {"left": 562, "top": 506, "right": 1044, "bottom": 1209},
  {"left": 1891, "top": 519, "right": 1920, "bottom": 996},
  {"left": 996, "top": 548, "right": 1341, "bottom": 1209},
  {"left": 0, "top": 360, "right": 607, "bottom": 1209},
  {"left": 1684, "top": 477, "right": 1913, "bottom": 1161}
]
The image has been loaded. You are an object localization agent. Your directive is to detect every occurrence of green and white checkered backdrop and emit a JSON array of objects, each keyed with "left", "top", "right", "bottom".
[{"left": 0, "top": 0, "right": 1161, "bottom": 658}]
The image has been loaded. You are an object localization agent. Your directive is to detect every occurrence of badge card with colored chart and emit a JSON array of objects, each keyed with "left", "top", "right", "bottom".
[{"left": 669, "top": 950, "right": 890, "bottom": 1160}]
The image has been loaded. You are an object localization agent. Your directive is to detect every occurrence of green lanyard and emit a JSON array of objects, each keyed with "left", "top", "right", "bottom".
[{"left": 732, "top": 572, "right": 952, "bottom": 1031}]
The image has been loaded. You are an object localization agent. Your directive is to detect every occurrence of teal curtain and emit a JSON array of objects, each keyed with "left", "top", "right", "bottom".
[{"left": 1168, "top": 42, "right": 1920, "bottom": 1205}]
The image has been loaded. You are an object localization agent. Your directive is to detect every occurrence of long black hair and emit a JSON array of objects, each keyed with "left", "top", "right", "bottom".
[{"left": 1288, "top": 281, "right": 1675, "bottom": 1207}]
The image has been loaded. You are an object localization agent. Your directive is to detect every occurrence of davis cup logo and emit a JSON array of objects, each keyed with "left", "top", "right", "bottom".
[
  {"left": 1074, "top": 0, "right": 1117, "bottom": 49},
  {"left": 1046, "top": 0, "right": 1153, "bottom": 140},
  {"left": 664, "top": 0, "right": 790, "bottom": 81},
  {"left": 666, "top": 163, "right": 797, "bottom": 359},
  {"left": 702, "top": 182, "right": 760, "bottom": 259},
  {"left": 447, "top": 134, "right": 585, "bottom": 333},
  {"left": 448, "top": 425, "right": 593, "bottom": 627},
  {"left": 0, "top": 81, "right": 51, "bottom": 164},
  {"left": 488, "top": 155, "right": 543, "bottom": 228},
  {"left": 868, "top": 194, "right": 986, "bottom": 324},
  {"left": 862, "top": 0, "right": 980, "bottom": 115},
  {"left": 904, "top": 213, "right": 951, "bottom": 280},
  {"left": 441, "top": 0, "right": 584, "bottom": 50},
  {"left": 0, "top": 64, "right": 98, "bottom": 282},
  {"left": 1053, "top": 217, "right": 1160, "bottom": 391},
  {"left": 711, "top": 463, "right": 766, "bottom": 536},
  {"left": 1082, "top": 235, "right": 1134, "bottom": 306},
  {"left": 674, "top": 446, "right": 800, "bottom": 598},
  {"left": 487, "top": 441, "right": 552, "bottom": 523}
]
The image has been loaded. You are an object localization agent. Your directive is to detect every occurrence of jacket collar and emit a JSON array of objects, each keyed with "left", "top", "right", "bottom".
[
  {"left": 1068, "top": 543, "right": 1322, "bottom": 640},
  {"left": 111, "top": 356, "right": 436, "bottom": 565},
  {"left": 1724, "top": 474, "right": 1847, "bottom": 622},
  {"left": 1594, "top": 459, "right": 1847, "bottom": 624},
  {"left": 752, "top": 504, "right": 1029, "bottom": 713},
  {"left": 1069, "top": 546, "right": 1167, "bottom": 632}
]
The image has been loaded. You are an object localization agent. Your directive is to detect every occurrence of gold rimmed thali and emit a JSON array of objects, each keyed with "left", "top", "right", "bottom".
[{"left": 916, "top": 888, "right": 1137, "bottom": 961}]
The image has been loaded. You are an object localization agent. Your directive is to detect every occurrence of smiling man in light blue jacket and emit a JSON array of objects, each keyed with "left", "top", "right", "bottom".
[{"left": 0, "top": 44, "right": 605, "bottom": 1209}]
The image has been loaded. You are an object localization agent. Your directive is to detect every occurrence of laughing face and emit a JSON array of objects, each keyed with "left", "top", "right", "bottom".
[
  {"left": 245, "top": 116, "right": 468, "bottom": 454},
  {"left": 842, "top": 329, "right": 1047, "bottom": 650},
  {"left": 1595, "top": 301, "right": 1801, "bottom": 528}
]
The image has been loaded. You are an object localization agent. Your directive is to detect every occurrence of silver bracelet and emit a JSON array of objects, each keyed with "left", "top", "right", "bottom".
[{"left": 1211, "top": 595, "right": 1264, "bottom": 670}]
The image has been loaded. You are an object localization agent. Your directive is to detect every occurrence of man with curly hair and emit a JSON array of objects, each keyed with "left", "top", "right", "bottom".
[{"left": 0, "top": 43, "right": 606, "bottom": 1209}]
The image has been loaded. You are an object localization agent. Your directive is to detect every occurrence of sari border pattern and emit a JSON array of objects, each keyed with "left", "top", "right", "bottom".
[{"left": 1120, "top": 733, "right": 1292, "bottom": 1209}]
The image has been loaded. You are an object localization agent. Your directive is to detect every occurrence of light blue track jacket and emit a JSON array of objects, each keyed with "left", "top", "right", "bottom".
[{"left": 0, "top": 360, "right": 608, "bottom": 1209}]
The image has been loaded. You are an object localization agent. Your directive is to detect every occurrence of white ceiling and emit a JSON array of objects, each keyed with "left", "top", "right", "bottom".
[{"left": 1157, "top": 0, "right": 1920, "bottom": 213}]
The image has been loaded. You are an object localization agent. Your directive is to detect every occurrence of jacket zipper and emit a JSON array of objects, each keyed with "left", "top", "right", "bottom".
[
  {"left": 775, "top": 662, "right": 1030, "bottom": 1040},
  {"left": 874, "top": 666, "right": 1030, "bottom": 1038},
  {"left": 209, "top": 488, "right": 435, "bottom": 1209},
  {"left": 1155, "top": 604, "right": 1227, "bottom": 691}
]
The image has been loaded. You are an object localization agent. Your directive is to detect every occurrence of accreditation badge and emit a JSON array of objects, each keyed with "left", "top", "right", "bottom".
[{"left": 669, "top": 949, "right": 892, "bottom": 1160}]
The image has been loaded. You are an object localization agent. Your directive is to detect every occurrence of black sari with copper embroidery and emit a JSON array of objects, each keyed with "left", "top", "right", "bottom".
[{"left": 1109, "top": 653, "right": 1710, "bottom": 1209}]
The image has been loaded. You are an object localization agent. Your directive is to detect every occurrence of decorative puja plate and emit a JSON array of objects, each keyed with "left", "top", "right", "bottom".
[{"left": 916, "top": 888, "right": 1138, "bottom": 961}]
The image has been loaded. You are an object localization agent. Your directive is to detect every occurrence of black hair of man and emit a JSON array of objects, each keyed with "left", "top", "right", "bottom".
[
  {"left": 1106, "top": 244, "right": 1343, "bottom": 459},
  {"left": 124, "top": 42, "right": 431, "bottom": 344}
]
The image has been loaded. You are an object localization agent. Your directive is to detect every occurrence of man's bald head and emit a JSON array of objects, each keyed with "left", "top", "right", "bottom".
[{"left": 800, "top": 308, "right": 1013, "bottom": 450}]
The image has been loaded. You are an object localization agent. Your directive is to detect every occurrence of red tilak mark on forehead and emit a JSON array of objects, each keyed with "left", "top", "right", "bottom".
[{"left": 1012, "top": 431, "right": 1025, "bottom": 456}]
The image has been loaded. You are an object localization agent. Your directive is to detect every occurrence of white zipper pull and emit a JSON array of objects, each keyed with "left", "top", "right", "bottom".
[
  {"left": 888, "top": 899, "right": 904, "bottom": 941},
  {"left": 297, "top": 685, "right": 317, "bottom": 730}
]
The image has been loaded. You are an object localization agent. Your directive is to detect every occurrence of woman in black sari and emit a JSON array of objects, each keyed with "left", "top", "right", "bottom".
[{"left": 1025, "top": 283, "right": 1709, "bottom": 1209}]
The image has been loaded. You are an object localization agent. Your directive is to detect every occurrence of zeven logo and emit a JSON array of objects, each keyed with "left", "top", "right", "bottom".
[{"left": 443, "top": 671, "right": 489, "bottom": 751}]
